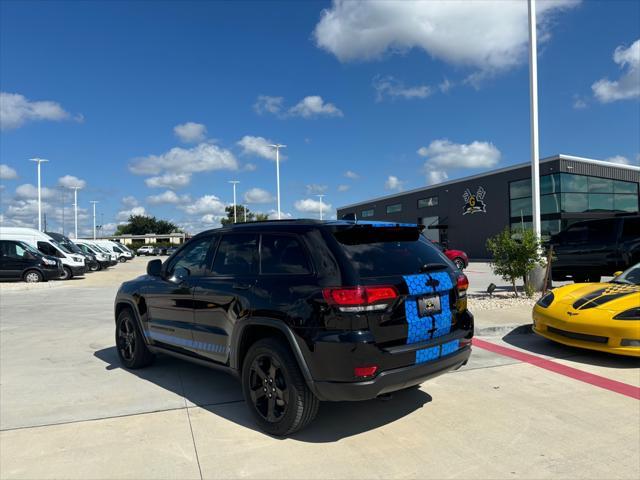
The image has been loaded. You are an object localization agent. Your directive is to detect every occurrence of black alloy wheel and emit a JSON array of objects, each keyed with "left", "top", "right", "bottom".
[
  {"left": 248, "top": 354, "right": 289, "bottom": 423},
  {"left": 453, "top": 258, "right": 465, "bottom": 270},
  {"left": 115, "top": 309, "right": 154, "bottom": 369}
]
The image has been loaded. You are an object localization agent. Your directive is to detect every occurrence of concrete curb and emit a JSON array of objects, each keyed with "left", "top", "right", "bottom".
[{"left": 475, "top": 324, "right": 532, "bottom": 337}]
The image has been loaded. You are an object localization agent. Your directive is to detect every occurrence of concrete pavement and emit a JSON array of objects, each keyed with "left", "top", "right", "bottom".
[{"left": 1, "top": 259, "right": 638, "bottom": 479}]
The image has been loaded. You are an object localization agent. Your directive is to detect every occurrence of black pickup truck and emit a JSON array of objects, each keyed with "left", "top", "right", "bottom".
[{"left": 550, "top": 215, "right": 640, "bottom": 283}]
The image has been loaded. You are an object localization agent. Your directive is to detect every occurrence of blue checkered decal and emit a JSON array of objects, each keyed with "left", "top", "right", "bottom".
[{"left": 403, "top": 272, "right": 461, "bottom": 364}]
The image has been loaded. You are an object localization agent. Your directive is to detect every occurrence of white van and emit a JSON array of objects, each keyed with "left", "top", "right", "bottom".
[
  {"left": 75, "top": 240, "right": 118, "bottom": 266},
  {"left": 91, "top": 240, "right": 134, "bottom": 262},
  {"left": 0, "top": 227, "right": 86, "bottom": 280}
]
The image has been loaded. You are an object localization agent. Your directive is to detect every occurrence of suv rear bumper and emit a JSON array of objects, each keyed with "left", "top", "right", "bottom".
[{"left": 312, "top": 346, "right": 471, "bottom": 401}]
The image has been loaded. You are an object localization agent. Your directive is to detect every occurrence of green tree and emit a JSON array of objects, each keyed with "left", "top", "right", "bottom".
[
  {"left": 486, "top": 227, "right": 542, "bottom": 297},
  {"left": 115, "top": 215, "right": 180, "bottom": 235},
  {"left": 220, "top": 206, "right": 271, "bottom": 225}
]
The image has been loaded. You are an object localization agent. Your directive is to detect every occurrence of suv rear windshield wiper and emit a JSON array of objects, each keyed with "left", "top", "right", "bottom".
[{"left": 419, "top": 263, "right": 449, "bottom": 273}]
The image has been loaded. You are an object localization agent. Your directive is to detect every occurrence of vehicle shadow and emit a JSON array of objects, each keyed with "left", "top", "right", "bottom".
[
  {"left": 502, "top": 329, "right": 640, "bottom": 369},
  {"left": 94, "top": 346, "right": 433, "bottom": 442}
]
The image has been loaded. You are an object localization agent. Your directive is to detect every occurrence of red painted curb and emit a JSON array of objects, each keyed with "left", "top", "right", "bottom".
[{"left": 472, "top": 338, "right": 640, "bottom": 400}]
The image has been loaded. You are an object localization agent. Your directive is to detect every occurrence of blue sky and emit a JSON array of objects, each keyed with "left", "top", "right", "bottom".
[{"left": 1, "top": 0, "right": 639, "bottom": 236}]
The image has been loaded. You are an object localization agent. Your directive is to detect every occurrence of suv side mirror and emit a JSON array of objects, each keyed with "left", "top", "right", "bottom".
[
  {"left": 147, "top": 259, "right": 162, "bottom": 276},
  {"left": 171, "top": 266, "right": 190, "bottom": 283}
]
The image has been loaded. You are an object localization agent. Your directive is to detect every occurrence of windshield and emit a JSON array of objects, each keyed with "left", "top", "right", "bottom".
[
  {"left": 613, "top": 264, "right": 640, "bottom": 285},
  {"left": 51, "top": 240, "right": 72, "bottom": 254},
  {"left": 61, "top": 241, "right": 83, "bottom": 254},
  {"left": 18, "top": 241, "right": 42, "bottom": 256},
  {"left": 332, "top": 226, "right": 451, "bottom": 277},
  {"left": 95, "top": 244, "right": 110, "bottom": 253}
]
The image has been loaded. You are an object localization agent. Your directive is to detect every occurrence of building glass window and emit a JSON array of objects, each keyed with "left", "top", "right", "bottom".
[
  {"left": 509, "top": 179, "right": 531, "bottom": 199},
  {"left": 588, "top": 177, "right": 614, "bottom": 193},
  {"left": 541, "top": 194, "right": 561, "bottom": 214},
  {"left": 561, "top": 193, "right": 588, "bottom": 212},
  {"left": 588, "top": 194, "right": 614, "bottom": 211},
  {"left": 560, "top": 173, "right": 588, "bottom": 192},
  {"left": 540, "top": 174, "right": 560, "bottom": 194},
  {"left": 386, "top": 204, "right": 402, "bottom": 214},
  {"left": 418, "top": 196, "right": 438, "bottom": 208},
  {"left": 510, "top": 197, "right": 532, "bottom": 217},
  {"left": 613, "top": 180, "right": 638, "bottom": 194},
  {"left": 614, "top": 194, "right": 639, "bottom": 212},
  {"left": 541, "top": 220, "right": 561, "bottom": 238},
  {"left": 361, "top": 209, "right": 374, "bottom": 218}
]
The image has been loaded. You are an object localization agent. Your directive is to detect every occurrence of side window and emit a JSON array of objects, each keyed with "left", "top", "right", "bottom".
[
  {"left": 261, "top": 235, "right": 312, "bottom": 275},
  {"left": 563, "top": 225, "right": 588, "bottom": 244},
  {"left": 2, "top": 241, "right": 24, "bottom": 259},
  {"left": 37, "top": 241, "right": 60, "bottom": 257},
  {"left": 167, "top": 236, "right": 214, "bottom": 277},
  {"left": 212, "top": 234, "right": 259, "bottom": 275},
  {"left": 586, "top": 220, "right": 616, "bottom": 244},
  {"left": 621, "top": 218, "right": 640, "bottom": 242}
]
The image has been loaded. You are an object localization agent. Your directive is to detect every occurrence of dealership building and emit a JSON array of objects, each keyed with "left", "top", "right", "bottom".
[{"left": 336, "top": 155, "right": 640, "bottom": 259}]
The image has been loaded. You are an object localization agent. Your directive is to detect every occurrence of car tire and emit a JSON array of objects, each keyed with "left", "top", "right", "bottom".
[
  {"left": 115, "top": 308, "right": 155, "bottom": 369},
  {"left": 119, "top": 257, "right": 127, "bottom": 263},
  {"left": 453, "top": 257, "right": 465, "bottom": 270},
  {"left": 23, "top": 269, "right": 43, "bottom": 283},
  {"left": 60, "top": 266, "right": 73, "bottom": 280},
  {"left": 89, "top": 263, "right": 100, "bottom": 272},
  {"left": 242, "top": 337, "right": 319, "bottom": 436}
]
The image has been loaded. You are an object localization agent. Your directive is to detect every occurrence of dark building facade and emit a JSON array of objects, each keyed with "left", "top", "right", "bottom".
[{"left": 337, "top": 155, "right": 640, "bottom": 259}]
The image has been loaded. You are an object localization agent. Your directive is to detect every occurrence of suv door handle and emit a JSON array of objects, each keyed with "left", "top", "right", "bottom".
[{"left": 232, "top": 283, "right": 252, "bottom": 290}]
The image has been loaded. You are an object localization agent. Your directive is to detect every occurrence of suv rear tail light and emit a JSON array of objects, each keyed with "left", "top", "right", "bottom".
[
  {"left": 323, "top": 286, "right": 398, "bottom": 312},
  {"left": 354, "top": 365, "right": 378, "bottom": 378},
  {"left": 456, "top": 273, "right": 469, "bottom": 297}
]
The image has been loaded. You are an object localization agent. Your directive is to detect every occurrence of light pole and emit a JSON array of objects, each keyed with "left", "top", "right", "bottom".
[
  {"left": 316, "top": 194, "right": 325, "bottom": 220},
  {"left": 59, "top": 187, "right": 66, "bottom": 235},
  {"left": 29, "top": 158, "right": 49, "bottom": 231},
  {"left": 70, "top": 186, "right": 81, "bottom": 239},
  {"left": 228, "top": 181, "right": 240, "bottom": 223},
  {"left": 90, "top": 201, "right": 99, "bottom": 240},
  {"left": 268, "top": 144, "right": 286, "bottom": 220},
  {"left": 528, "top": 0, "right": 541, "bottom": 239},
  {"left": 243, "top": 205, "right": 247, "bottom": 223}
]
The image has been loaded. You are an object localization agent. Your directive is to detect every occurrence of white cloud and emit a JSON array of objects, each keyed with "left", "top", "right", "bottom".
[
  {"left": 373, "top": 75, "right": 432, "bottom": 101},
  {"left": 116, "top": 206, "right": 147, "bottom": 222},
  {"left": 417, "top": 139, "right": 501, "bottom": 169},
  {"left": 344, "top": 170, "right": 359, "bottom": 179},
  {"left": 57, "top": 174, "right": 86, "bottom": 189},
  {"left": 267, "top": 210, "right": 293, "bottom": 220},
  {"left": 426, "top": 169, "right": 449, "bottom": 185},
  {"left": 439, "top": 78, "right": 452, "bottom": 93},
  {"left": 14, "top": 183, "right": 57, "bottom": 200},
  {"left": 572, "top": 95, "right": 588, "bottom": 109},
  {"left": 244, "top": 188, "right": 274, "bottom": 204},
  {"left": 313, "top": 0, "right": 579, "bottom": 77},
  {"left": 174, "top": 122, "right": 207, "bottom": 143},
  {"left": 604, "top": 155, "right": 630, "bottom": 165},
  {"left": 294, "top": 198, "right": 332, "bottom": 215},
  {"left": 0, "top": 91, "right": 75, "bottom": 130},
  {"left": 243, "top": 163, "right": 257, "bottom": 172},
  {"left": 337, "top": 184, "right": 350, "bottom": 192},
  {"left": 592, "top": 39, "right": 640, "bottom": 103},
  {"left": 145, "top": 172, "right": 191, "bottom": 189},
  {"left": 147, "top": 190, "right": 191, "bottom": 205},
  {"left": 129, "top": 143, "right": 238, "bottom": 176},
  {"left": 305, "top": 184, "right": 328, "bottom": 195},
  {"left": 288, "top": 96, "right": 343, "bottom": 118},
  {"left": 180, "top": 195, "right": 226, "bottom": 216},
  {"left": 254, "top": 95, "right": 284, "bottom": 115},
  {"left": 121, "top": 196, "right": 139, "bottom": 208},
  {"left": 237, "top": 135, "right": 277, "bottom": 160},
  {"left": 0, "top": 164, "right": 17, "bottom": 180},
  {"left": 385, "top": 175, "right": 405, "bottom": 191}
]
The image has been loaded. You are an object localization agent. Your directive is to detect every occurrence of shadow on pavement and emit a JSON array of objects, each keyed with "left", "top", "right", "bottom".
[
  {"left": 502, "top": 329, "right": 640, "bottom": 369},
  {"left": 94, "top": 346, "right": 432, "bottom": 442}
]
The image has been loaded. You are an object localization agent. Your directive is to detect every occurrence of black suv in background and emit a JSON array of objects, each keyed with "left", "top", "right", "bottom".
[
  {"left": 114, "top": 220, "right": 473, "bottom": 435},
  {"left": 551, "top": 215, "right": 640, "bottom": 282},
  {"left": 0, "top": 240, "right": 63, "bottom": 282}
]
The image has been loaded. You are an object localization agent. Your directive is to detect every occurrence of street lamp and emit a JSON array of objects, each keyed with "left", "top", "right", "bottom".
[
  {"left": 29, "top": 158, "right": 49, "bottom": 231},
  {"left": 243, "top": 205, "right": 248, "bottom": 223},
  {"left": 528, "top": 0, "right": 541, "bottom": 239},
  {"left": 316, "top": 194, "right": 325, "bottom": 221},
  {"left": 69, "top": 186, "right": 82, "bottom": 239},
  {"left": 228, "top": 181, "right": 240, "bottom": 223},
  {"left": 90, "top": 201, "right": 99, "bottom": 240},
  {"left": 268, "top": 144, "right": 286, "bottom": 220}
]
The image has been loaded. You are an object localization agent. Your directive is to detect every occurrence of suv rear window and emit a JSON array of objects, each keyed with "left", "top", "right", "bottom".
[
  {"left": 261, "top": 234, "right": 311, "bottom": 275},
  {"left": 332, "top": 227, "right": 448, "bottom": 277}
]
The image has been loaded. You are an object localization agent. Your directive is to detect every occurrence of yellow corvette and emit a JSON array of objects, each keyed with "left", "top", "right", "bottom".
[{"left": 533, "top": 263, "right": 640, "bottom": 357}]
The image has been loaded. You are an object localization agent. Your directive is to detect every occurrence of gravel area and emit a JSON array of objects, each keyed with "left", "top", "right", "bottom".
[{"left": 467, "top": 292, "right": 538, "bottom": 311}]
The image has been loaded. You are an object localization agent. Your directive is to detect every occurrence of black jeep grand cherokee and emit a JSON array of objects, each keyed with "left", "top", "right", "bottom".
[{"left": 114, "top": 220, "right": 473, "bottom": 435}]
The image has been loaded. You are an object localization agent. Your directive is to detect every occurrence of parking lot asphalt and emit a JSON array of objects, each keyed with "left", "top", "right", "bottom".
[{"left": 1, "top": 259, "right": 638, "bottom": 479}]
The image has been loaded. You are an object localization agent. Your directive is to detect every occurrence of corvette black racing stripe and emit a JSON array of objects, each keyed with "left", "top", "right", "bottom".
[
  {"left": 573, "top": 290, "right": 639, "bottom": 310},
  {"left": 572, "top": 288, "right": 607, "bottom": 309}
]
